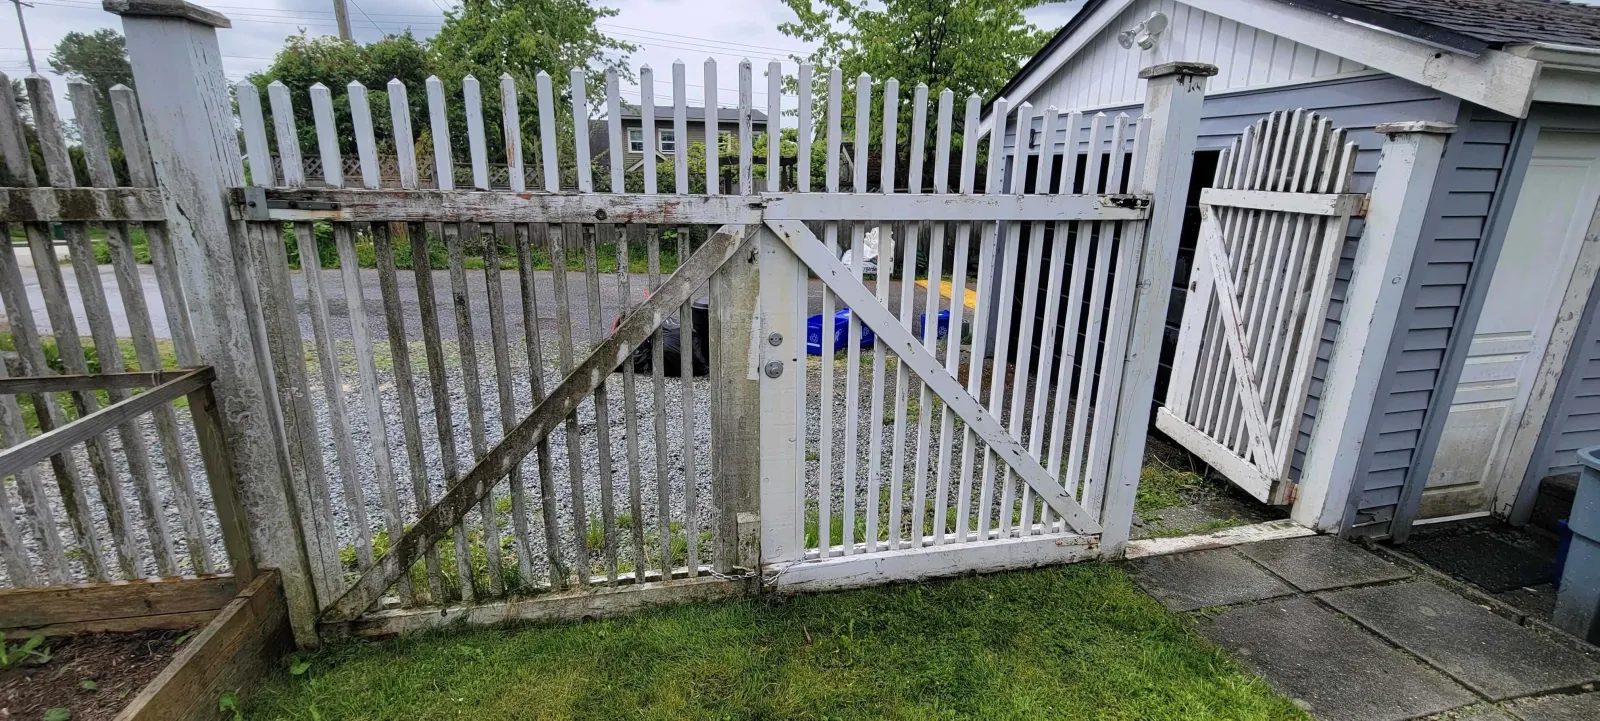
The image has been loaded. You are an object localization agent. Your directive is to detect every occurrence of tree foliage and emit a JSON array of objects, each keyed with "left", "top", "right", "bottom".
[
  {"left": 779, "top": 0, "right": 1051, "bottom": 188},
  {"left": 244, "top": 0, "right": 634, "bottom": 186},
  {"left": 48, "top": 29, "right": 134, "bottom": 147}
]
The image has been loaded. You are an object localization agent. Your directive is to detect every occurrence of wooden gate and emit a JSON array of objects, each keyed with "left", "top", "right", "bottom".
[
  {"left": 1157, "top": 110, "right": 1362, "bottom": 503},
  {"left": 210, "top": 58, "right": 1207, "bottom": 631}
]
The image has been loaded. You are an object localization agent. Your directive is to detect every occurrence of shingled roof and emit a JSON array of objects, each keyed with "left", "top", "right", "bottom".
[{"left": 1281, "top": 0, "right": 1600, "bottom": 50}]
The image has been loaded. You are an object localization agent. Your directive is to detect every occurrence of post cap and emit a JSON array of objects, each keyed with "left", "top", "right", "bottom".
[
  {"left": 1139, "top": 62, "right": 1220, "bottom": 80},
  {"left": 103, "top": 0, "right": 232, "bottom": 29},
  {"left": 1373, "top": 120, "right": 1458, "bottom": 136}
]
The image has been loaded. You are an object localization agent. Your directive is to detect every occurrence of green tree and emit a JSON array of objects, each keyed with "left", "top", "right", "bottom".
[
  {"left": 428, "top": 0, "right": 635, "bottom": 186},
  {"left": 244, "top": 32, "right": 433, "bottom": 165},
  {"left": 779, "top": 0, "right": 1051, "bottom": 189},
  {"left": 48, "top": 29, "right": 133, "bottom": 149}
]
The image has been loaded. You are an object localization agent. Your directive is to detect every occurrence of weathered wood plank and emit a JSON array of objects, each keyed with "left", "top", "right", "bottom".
[
  {"left": 232, "top": 188, "right": 1149, "bottom": 224},
  {"left": 0, "top": 369, "right": 212, "bottom": 480},
  {"left": 114, "top": 571, "right": 291, "bottom": 721},
  {"left": 411, "top": 220, "right": 475, "bottom": 601},
  {"left": 321, "top": 223, "right": 755, "bottom": 623},
  {"left": 513, "top": 224, "right": 567, "bottom": 589},
  {"left": 374, "top": 223, "right": 446, "bottom": 602},
  {"left": 0, "top": 187, "right": 166, "bottom": 222},
  {"left": 337, "top": 575, "right": 742, "bottom": 638},
  {"left": 775, "top": 532, "right": 1099, "bottom": 594},
  {"left": 0, "top": 575, "right": 238, "bottom": 631}
]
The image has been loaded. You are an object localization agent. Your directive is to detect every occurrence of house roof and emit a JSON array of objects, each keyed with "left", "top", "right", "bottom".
[
  {"left": 991, "top": 0, "right": 1600, "bottom": 120},
  {"left": 1281, "top": 0, "right": 1600, "bottom": 52},
  {"left": 618, "top": 106, "right": 769, "bottom": 123}
]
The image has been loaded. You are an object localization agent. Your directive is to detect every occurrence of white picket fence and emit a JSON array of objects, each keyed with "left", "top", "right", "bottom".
[{"left": 0, "top": 1, "right": 1219, "bottom": 643}]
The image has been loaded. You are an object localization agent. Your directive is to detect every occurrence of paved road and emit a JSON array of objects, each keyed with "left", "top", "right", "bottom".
[{"left": 4, "top": 251, "right": 939, "bottom": 348}]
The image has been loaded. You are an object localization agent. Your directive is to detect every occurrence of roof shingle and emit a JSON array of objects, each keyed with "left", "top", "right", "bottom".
[{"left": 1330, "top": 0, "right": 1600, "bottom": 49}]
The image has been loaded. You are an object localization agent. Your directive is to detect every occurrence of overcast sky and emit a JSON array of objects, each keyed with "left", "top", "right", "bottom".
[{"left": 3, "top": 0, "right": 1087, "bottom": 127}]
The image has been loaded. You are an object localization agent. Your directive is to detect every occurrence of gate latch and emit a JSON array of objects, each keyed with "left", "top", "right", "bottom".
[{"left": 764, "top": 360, "right": 784, "bottom": 378}]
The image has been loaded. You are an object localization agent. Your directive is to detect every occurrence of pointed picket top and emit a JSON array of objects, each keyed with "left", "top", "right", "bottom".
[
  {"left": 267, "top": 79, "right": 287, "bottom": 90},
  {"left": 348, "top": 80, "right": 365, "bottom": 91}
]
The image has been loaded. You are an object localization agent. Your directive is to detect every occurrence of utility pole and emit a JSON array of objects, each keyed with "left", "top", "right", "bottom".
[
  {"left": 10, "top": 0, "right": 36, "bottom": 73},
  {"left": 332, "top": 0, "right": 352, "bottom": 41}
]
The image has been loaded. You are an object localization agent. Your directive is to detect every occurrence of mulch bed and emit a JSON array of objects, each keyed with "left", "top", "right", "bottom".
[{"left": 1, "top": 629, "right": 189, "bottom": 721}]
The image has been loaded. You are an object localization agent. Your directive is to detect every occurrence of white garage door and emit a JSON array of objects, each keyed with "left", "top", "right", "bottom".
[{"left": 1424, "top": 129, "right": 1600, "bottom": 520}]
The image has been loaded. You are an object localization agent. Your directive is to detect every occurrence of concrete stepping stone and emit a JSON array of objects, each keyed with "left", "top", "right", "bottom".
[
  {"left": 1125, "top": 549, "right": 1294, "bottom": 611},
  {"left": 1199, "top": 596, "right": 1475, "bottom": 721},
  {"left": 1507, "top": 692, "right": 1600, "bottom": 721},
  {"left": 1239, "top": 535, "right": 1411, "bottom": 592},
  {"left": 1321, "top": 581, "right": 1600, "bottom": 700}
]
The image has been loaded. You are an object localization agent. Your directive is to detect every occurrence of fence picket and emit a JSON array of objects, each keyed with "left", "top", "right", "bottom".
[
  {"left": 949, "top": 94, "right": 982, "bottom": 542},
  {"left": 348, "top": 82, "right": 381, "bottom": 187},
  {"left": 25, "top": 75, "right": 139, "bottom": 578},
  {"left": 465, "top": 76, "right": 490, "bottom": 190},
  {"left": 841, "top": 72, "right": 871, "bottom": 555},
  {"left": 969, "top": 96, "right": 1007, "bottom": 542},
  {"left": 1085, "top": 115, "right": 1139, "bottom": 515},
  {"left": 73, "top": 81, "right": 193, "bottom": 573},
  {"left": 864, "top": 77, "right": 898, "bottom": 553},
  {"left": 512, "top": 223, "right": 566, "bottom": 588},
  {"left": 550, "top": 223, "right": 589, "bottom": 586},
  {"left": 928, "top": 89, "right": 959, "bottom": 543},
  {"left": 1003, "top": 106, "right": 1053, "bottom": 537},
  {"left": 910, "top": 82, "right": 941, "bottom": 545},
  {"left": 484, "top": 222, "right": 532, "bottom": 589},
  {"left": 818, "top": 66, "right": 842, "bottom": 556}
]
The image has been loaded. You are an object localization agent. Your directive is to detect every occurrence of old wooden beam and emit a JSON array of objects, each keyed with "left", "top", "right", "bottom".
[
  {"left": 320, "top": 223, "right": 755, "bottom": 623},
  {"left": 0, "top": 369, "right": 189, "bottom": 396},
  {"left": 0, "top": 187, "right": 167, "bottom": 222},
  {"left": 0, "top": 367, "right": 213, "bottom": 478},
  {"left": 229, "top": 188, "right": 1151, "bottom": 224}
]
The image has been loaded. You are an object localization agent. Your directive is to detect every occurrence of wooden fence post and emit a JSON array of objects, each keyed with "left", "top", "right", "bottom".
[
  {"left": 710, "top": 240, "right": 761, "bottom": 576},
  {"left": 1293, "top": 121, "right": 1456, "bottom": 533},
  {"left": 105, "top": 0, "right": 320, "bottom": 646},
  {"left": 1098, "top": 62, "right": 1215, "bottom": 557},
  {"left": 757, "top": 225, "right": 805, "bottom": 571}
]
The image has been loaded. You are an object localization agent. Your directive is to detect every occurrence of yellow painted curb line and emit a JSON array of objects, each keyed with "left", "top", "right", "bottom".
[{"left": 914, "top": 278, "right": 978, "bottom": 310}]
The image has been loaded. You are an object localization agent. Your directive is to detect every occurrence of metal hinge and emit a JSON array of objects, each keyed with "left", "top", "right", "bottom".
[{"left": 240, "top": 187, "right": 341, "bottom": 221}]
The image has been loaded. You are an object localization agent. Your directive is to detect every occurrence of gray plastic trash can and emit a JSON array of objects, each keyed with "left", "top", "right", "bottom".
[{"left": 1556, "top": 446, "right": 1600, "bottom": 643}]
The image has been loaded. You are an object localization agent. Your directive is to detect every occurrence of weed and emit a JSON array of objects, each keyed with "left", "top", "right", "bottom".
[{"left": 0, "top": 634, "right": 50, "bottom": 668}]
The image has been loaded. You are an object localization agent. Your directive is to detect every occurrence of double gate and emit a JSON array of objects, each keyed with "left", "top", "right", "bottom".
[{"left": 225, "top": 60, "right": 1207, "bottom": 628}]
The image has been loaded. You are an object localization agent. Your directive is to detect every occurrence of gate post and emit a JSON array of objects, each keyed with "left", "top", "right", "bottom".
[
  {"left": 105, "top": 0, "right": 319, "bottom": 645},
  {"left": 1099, "top": 62, "right": 1215, "bottom": 557},
  {"left": 756, "top": 224, "right": 805, "bottom": 572},
  {"left": 711, "top": 235, "right": 761, "bottom": 577},
  {"left": 1294, "top": 121, "right": 1456, "bottom": 533}
]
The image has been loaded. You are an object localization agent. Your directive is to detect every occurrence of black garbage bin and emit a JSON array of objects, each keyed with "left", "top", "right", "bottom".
[{"left": 616, "top": 296, "right": 710, "bottom": 376}]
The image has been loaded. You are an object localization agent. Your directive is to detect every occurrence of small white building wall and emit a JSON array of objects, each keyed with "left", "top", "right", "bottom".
[{"left": 1021, "top": 0, "right": 1367, "bottom": 112}]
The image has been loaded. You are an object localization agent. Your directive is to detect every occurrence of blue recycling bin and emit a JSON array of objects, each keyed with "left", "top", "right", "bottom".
[
  {"left": 1556, "top": 446, "right": 1600, "bottom": 644},
  {"left": 806, "top": 309, "right": 875, "bottom": 355}
]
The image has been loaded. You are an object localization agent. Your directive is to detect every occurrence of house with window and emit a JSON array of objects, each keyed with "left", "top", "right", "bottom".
[
  {"left": 988, "top": 0, "right": 1600, "bottom": 544},
  {"left": 592, "top": 106, "right": 769, "bottom": 172}
]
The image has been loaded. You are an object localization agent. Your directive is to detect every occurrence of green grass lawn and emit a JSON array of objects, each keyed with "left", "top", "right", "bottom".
[{"left": 247, "top": 564, "right": 1306, "bottom": 720}]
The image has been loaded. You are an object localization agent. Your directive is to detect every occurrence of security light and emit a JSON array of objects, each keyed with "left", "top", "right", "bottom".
[{"left": 1119, "top": 12, "right": 1169, "bottom": 51}]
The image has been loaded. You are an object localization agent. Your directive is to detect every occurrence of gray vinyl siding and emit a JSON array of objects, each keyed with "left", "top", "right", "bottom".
[
  {"left": 1543, "top": 289, "right": 1600, "bottom": 474},
  {"left": 1346, "top": 103, "right": 1521, "bottom": 535},
  {"left": 1002, "top": 73, "right": 1457, "bottom": 482}
]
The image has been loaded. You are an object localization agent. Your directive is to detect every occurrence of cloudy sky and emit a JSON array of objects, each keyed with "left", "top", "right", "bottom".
[{"left": 3, "top": 0, "right": 1087, "bottom": 126}]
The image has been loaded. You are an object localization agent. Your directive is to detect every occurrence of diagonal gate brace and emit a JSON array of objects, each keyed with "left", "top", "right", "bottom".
[
  {"left": 321, "top": 223, "right": 756, "bottom": 623},
  {"left": 765, "top": 219, "right": 1104, "bottom": 536}
]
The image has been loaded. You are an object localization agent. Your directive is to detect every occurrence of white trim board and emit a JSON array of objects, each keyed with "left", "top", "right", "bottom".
[
  {"left": 993, "top": 0, "right": 1542, "bottom": 122},
  {"left": 1123, "top": 519, "right": 1314, "bottom": 559}
]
